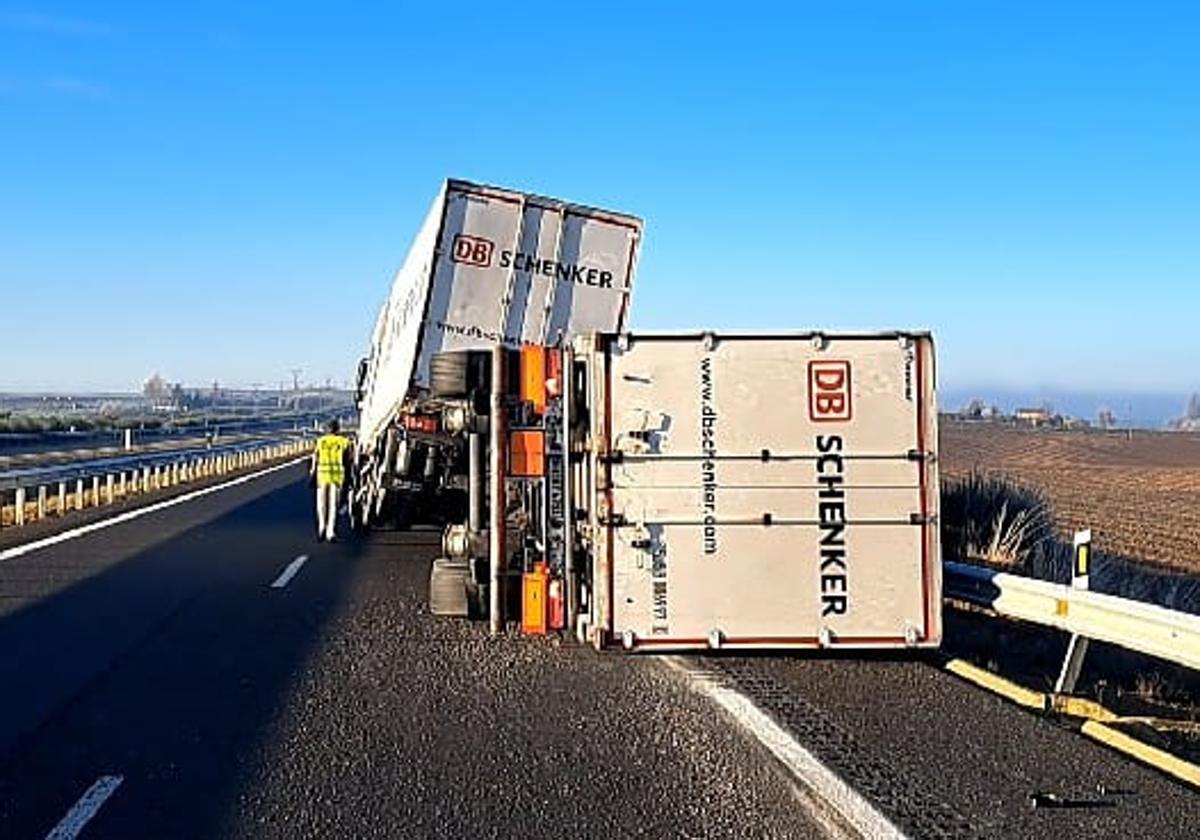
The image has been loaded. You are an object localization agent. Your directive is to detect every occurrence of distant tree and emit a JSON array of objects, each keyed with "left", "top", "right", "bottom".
[
  {"left": 1187, "top": 393, "right": 1200, "bottom": 420},
  {"left": 961, "top": 399, "right": 986, "bottom": 419},
  {"left": 170, "top": 383, "right": 186, "bottom": 408},
  {"left": 1097, "top": 408, "right": 1117, "bottom": 429},
  {"left": 143, "top": 373, "right": 170, "bottom": 406}
]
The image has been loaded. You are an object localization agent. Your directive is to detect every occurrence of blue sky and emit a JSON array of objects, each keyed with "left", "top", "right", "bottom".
[{"left": 1, "top": 2, "right": 1197, "bottom": 399}]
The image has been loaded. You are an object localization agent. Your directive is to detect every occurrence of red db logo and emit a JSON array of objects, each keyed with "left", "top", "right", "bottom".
[
  {"left": 809, "top": 361, "right": 852, "bottom": 422},
  {"left": 451, "top": 234, "right": 494, "bottom": 268}
]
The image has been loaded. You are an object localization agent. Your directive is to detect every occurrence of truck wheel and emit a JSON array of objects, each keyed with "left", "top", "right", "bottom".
[
  {"left": 429, "top": 351, "right": 470, "bottom": 398},
  {"left": 429, "top": 558, "right": 470, "bottom": 616},
  {"left": 392, "top": 496, "right": 414, "bottom": 531}
]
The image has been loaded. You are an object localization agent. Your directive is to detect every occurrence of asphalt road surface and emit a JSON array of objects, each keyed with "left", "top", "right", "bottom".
[{"left": 1, "top": 464, "right": 1197, "bottom": 838}]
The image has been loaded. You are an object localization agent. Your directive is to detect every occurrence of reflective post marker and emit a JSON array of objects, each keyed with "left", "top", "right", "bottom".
[
  {"left": 1072, "top": 529, "right": 1092, "bottom": 590},
  {"left": 1055, "top": 529, "right": 1094, "bottom": 695}
]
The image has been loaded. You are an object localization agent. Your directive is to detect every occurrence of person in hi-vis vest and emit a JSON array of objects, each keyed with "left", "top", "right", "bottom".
[{"left": 311, "top": 419, "right": 351, "bottom": 542}]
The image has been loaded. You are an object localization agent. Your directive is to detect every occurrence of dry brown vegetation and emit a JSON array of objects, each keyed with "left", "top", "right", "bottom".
[{"left": 941, "top": 420, "right": 1200, "bottom": 574}]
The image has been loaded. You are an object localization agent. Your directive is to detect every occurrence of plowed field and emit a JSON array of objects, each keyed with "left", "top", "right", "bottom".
[{"left": 940, "top": 421, "right": 1200, "bottom": 573}]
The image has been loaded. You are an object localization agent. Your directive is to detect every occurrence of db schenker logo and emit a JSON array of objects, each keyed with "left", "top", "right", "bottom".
[
  {"left": 451, "top": 234, "right": 495, "bottom": 268},
  {"left": 809, "top": 360, "right": 852, "bottom": 422}
]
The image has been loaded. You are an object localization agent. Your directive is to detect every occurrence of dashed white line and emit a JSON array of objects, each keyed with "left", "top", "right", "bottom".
[
  {"left": 271, "top": 554, "right": 309, "bottom": 589},
  {"left": 663, "top": 657, "right": 908, "bottom": 840},
  {"left": 0, "top": 457, "right": 307, "bottom": 563},
  {"left": 44, "top": 775, "right": 123, "bottom": 840}
]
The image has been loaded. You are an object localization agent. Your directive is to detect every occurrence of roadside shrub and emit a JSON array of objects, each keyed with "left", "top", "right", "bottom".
[{"left": 941, "top": 471, "right": 1055, "bottom": 568}]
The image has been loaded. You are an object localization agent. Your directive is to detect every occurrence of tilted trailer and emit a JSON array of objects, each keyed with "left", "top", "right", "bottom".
[
  {"left": 431, "top": 331, "right": 943, "bottom": 652},
  {"left": 351, "top": 180, "right": 642, "bottom": 529}
]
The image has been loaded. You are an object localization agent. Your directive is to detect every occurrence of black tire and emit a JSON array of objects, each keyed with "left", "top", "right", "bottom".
[
  {"left": 437, "top": 487, "right": 469, "bottom": 524},
  {"left": 429, "top": 351, "right": 470, "bottom": 398},
  {"left": 391, "top": 494, "right": 414, "bottom": 531}
]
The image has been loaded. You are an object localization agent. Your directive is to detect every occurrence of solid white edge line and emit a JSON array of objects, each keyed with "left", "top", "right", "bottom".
[
  {"left": 44, "top": 775, "right": 124, "bottom": 840},
  {"left": 0, "top": 457, "right": 308, "bottom": 563},
  {"left": 663, "top": 657, "right": 908, "bottom": 840},
  {"left": 271, "top": 554, "right": 309, "bottom": 589}
]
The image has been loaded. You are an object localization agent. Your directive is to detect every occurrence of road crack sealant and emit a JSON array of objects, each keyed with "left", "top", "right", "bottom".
[{"left": 667, "top": 656, "right": 988, "bottom": 840}]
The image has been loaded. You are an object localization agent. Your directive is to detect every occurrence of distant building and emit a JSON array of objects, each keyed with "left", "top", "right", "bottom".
[{"left": 1014, "top": 407, "right": 1051, "bottom": 426}]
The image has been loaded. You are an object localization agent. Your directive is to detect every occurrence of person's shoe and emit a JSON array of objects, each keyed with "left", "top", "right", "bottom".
[{"left": 327, "top": 535, "right": 337, "bottom": 543}]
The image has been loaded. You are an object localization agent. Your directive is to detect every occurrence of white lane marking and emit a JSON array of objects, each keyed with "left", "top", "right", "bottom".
[
  {"left": 0, "top": 457, "right": 307, "bottom": 563},
  {"left": 44, "top": 775, "right": 123, "bottom": 840},
  {"left": 271, "top": 554, "right": 309, "bottom": 589},
  {"left": 662, "top": 657, "right": 908, "bottom": 840}
]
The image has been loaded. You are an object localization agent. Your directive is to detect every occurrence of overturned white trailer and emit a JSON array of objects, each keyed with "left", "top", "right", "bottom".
[
  {"left": 436, "top": 331, "right": 943, "bottom": 652},
  {"left": 577, "top": 331, "right": 942, "bottom": 650}
]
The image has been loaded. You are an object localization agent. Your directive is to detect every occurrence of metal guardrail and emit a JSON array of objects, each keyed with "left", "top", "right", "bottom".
[
  {"left": 0, "top": 437, "right": 313, "bottom": 530},
  {"left": 0, "top": 436, "right": 305, "bottom": 491},
  {"left": 945, "top": 560, "right": 1200, "bottom": 672}
]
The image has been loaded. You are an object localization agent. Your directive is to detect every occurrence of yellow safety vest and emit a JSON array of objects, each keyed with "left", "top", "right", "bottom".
[{"left": 314, "top": 434, "right": 350, "bottom": 486}]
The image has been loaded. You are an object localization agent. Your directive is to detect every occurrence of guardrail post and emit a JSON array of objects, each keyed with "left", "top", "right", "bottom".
[
  {"left": 15, "top": 487, "right": 26, "bottom": 526},
  {"left": 37, "top": 485, "right": 47, "bottom": 520},
  {"left": 105, "top": 474, "right": 115, "bottom": 504},
  {"left": 1054, "top": 529, "right": 1093, "bottom": 696},
  {"left": 75, "top": 479, "right": 84, "bottom": 511},
  {"left": 57, "top": 481, "right": 66, "bottom": 516},
  {"left": 91, "top": 476, "right": 100, "bottom": 508}
]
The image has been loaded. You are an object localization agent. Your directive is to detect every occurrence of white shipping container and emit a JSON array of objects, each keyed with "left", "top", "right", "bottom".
[
  {"left": 358, "top": 180, "right": 642, "bottom": 450},
  {"left": 583, "top": 331, "right": 941, "bottom": 651}
]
